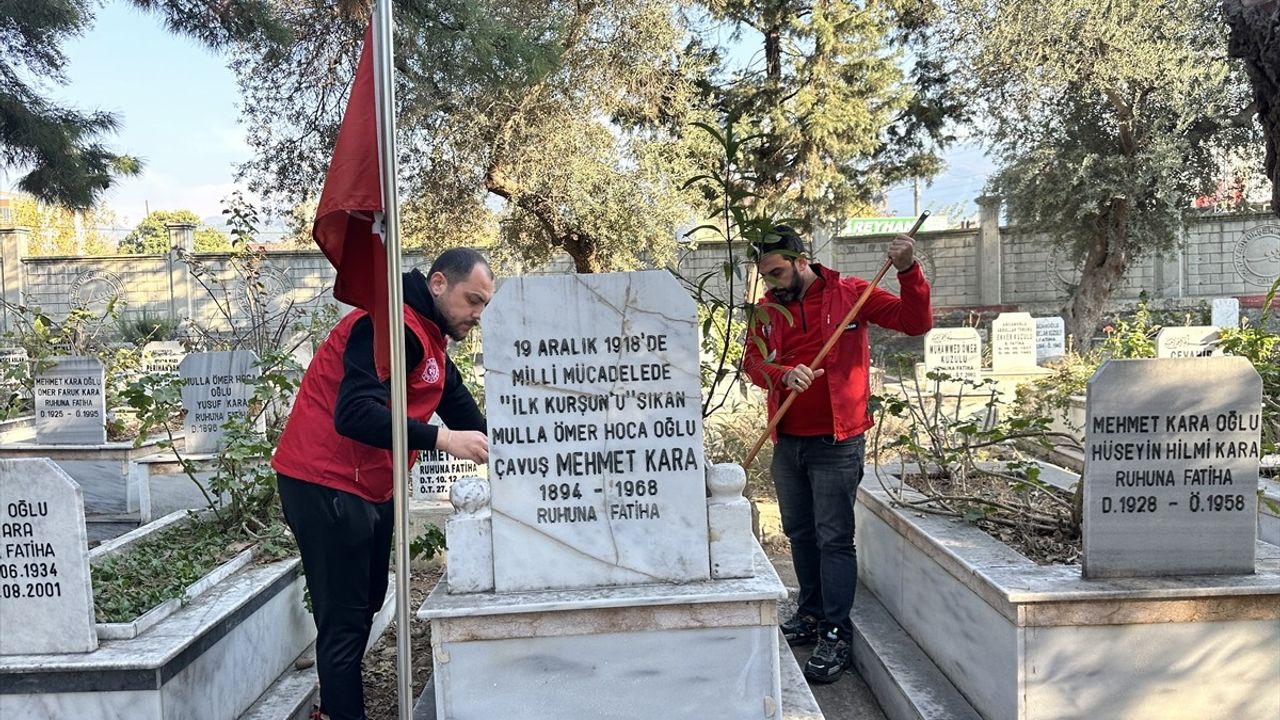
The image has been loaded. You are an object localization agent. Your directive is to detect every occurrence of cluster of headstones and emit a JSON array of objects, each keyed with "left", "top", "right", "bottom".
[
  {"left": 15, "top": 345, "right": 259, "bottom": 452},
  {"left": 923, "top": 299, "right": 1243, "bottom": 381}
]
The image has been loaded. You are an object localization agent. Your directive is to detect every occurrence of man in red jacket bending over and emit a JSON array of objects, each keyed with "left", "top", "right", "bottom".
[
  {"left": 743, "top": 226, "right": 932, "bottom": 684},
  {"left": 272, "top": 248, "right": 492, "bottom": 720}
]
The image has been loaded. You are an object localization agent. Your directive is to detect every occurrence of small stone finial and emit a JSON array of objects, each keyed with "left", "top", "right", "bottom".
[
  {"left": 706, "top": 463, "right": 747, "bottom": 505},
  {"left": 450, "top": 476, "right": 490, "bottom": 515}
]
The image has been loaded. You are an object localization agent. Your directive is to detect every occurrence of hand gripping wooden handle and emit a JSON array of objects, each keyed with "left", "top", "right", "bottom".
[{"left": 742, "top": 212, "right": 930, "bottom": 468}]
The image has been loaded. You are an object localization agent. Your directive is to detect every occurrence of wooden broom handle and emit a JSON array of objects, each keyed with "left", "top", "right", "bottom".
[{"left": 742, "top": 212, "right": 929, "bottom": 468}]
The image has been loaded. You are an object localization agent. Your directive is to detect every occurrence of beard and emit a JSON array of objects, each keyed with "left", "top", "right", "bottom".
[
  {"left": 445, "top": 319, "right": 474, "bottom": 341},
  {"left": 772, "top": 274, "right": 805, "bottom": 303}
]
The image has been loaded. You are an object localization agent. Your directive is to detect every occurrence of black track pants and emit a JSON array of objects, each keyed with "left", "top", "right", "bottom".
[{"left": 277, "top": 473, "right": 394, "bottom": 720}]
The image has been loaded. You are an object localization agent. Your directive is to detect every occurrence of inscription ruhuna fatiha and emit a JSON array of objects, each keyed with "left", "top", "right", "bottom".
[
  {"left": 1083, "top": 358, "right": 1262, "bottom": 578},
  {"left": 484, "top": 271, "right": 709, "bottom": 593}
]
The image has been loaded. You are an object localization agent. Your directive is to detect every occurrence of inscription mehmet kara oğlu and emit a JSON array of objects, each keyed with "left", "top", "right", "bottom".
[
  {"left": 1083, "top": 357, "right": 1262, "bottom": 578},
  {"left": 484, "top": 270, "right": 709, "bottom": 592},
  {"left": 33, "top": 356, "right": 106, "bottom": 445}
]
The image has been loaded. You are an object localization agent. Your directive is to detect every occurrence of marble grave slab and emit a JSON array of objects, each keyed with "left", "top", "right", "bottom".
[
  {"left": 178, "top": 351, "right": 260, "bottom": 454},
  {"left": 0, "top": 458, "right": 96, "bottom": 654},
  {"left": 1035, "top": 316, "right": 1066, "bottom": 364},
  {"left": 924, "top": 328, "right": 981, "bottom": 381},
  {"left": 483, "top": 271, "right": 709, "bottom": 592},
  {"left": 1155, "top": 326, "right": 1221, "bottom": 358},
  {"left": 991, "top": 312, "right": 1037, "bottom": 371},
  {"left": 1083, "top": 357, "right": 1262, "bottom": 577},
  {"left": 32, "top": 356, "right": 105, "bottom": 445}
]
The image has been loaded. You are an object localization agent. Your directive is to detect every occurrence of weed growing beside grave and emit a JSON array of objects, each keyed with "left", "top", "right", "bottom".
[
  {"left": 1218, "top": 277, "right": 1280, "bottom": 456},
  {"left": 1019, "top": 280, "right": 1280, "bottom": 460},
  {"left": 871, "top": 355, "right": 1084, "bottom": 564},
  {"left": 673, "top": 118, "right": 799, "bottom": 496},
  {"left": 0, "top": 299, "right": 141, "bottom": 436}
]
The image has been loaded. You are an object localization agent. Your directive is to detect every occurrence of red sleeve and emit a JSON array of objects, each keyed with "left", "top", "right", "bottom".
[{"left": 853, "top": 262, "right": 933, "bottom": 336}]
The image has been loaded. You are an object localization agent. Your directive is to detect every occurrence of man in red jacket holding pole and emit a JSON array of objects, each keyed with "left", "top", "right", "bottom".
[
  {"left": 272, "top": 248, "right": 492, "bottom": 720},
  {"left": 743, "top": 226, "right": 932, "bottom": 683}
]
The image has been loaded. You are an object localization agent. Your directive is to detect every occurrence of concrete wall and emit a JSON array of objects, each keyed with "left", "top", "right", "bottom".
[{"left": 2, "top": 208, "right": 1277, "bottom": 335}]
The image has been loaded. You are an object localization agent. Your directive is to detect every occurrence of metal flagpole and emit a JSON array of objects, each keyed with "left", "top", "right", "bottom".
[{"left": 370, "top": 3, "right": 414, "bottom": 718}]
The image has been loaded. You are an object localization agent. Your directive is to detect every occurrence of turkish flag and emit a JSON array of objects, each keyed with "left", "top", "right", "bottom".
[{"left": 312, "top": 23, "right": 393, "bottom": 378}]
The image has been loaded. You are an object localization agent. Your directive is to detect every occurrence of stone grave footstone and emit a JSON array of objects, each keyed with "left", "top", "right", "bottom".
[
  {"left": 0, "top": 345, "right": 29, "bottom": 402},
  {"left": 1083, "top": 357, "right": 1262, "bottom": 578},
  {"left": 923, "top": 327, "right": 982, "bottom": 381},
  {"left": 1211, "top": 298, "right": 1240, "bottom": 330},
  {"left": 33, "top": 356, "right": 106, "bottom": 445},
  {"left": 483, "top": 270, "right": 709, "bottom": 592},
  {"left": 1155, "top": 326, "right": 1221, "bottom": 358},
  {"left": 1035, "top": 316, "right": 1066, "bottom": 364},
  {"left": 141, "top": 341, "right": 185, "bottom": 378},
  {"left": 0, "top": 458, "right": 97, "bottom": 654},
  {"left": 991, "top": 312, "right": 1037, "bottom": 371},
  {"left": 178, "top": 351, "right": 261, "bottom": 454}
]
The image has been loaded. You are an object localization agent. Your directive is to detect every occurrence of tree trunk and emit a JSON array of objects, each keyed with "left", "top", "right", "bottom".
[
  {"left": 485, "top": 164, "right": 603, "bottom": 273},
  {"left": 764, "top": 24, "right": 781, "bottom": 84},
  {"left": 1062, "top": 199, "right": 1132, "bottom": 351},
  {"left": 1224, "top": 0, "right": 1280, "bottom": 214}
]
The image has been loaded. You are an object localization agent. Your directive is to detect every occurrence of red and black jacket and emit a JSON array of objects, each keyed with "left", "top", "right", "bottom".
[
  {"left": 742, "top": 263, "right": 932, "bottom": 442},
  {"left": 272, "top": 269, "right": 485, "bottom": 502}
]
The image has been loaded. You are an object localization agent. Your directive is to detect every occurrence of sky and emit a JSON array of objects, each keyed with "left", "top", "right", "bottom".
[
  {"left": 31, "top": 2, "right": 252, "bottom": 229},
  {"left": 11, "top": 1, "right": 996, "bottom": 233}
]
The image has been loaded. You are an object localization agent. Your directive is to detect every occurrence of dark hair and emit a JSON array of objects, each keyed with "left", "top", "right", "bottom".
[
  {"left": 427, "top": 248, "right": 492, "bottom": 284},
  {"left": 749, "top": 224, "right": 807, "bottom": 262}
]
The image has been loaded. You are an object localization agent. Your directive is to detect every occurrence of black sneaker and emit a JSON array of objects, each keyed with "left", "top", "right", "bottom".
[
  {"left": 804, "top": 627, "right": 852, "bottom": 683},
  {"left": 780, "top": 613, "right": 820, "bottom": 646}
]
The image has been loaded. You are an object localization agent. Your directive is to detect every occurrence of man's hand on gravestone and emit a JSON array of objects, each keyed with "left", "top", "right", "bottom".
[{"left": 446, "top": 430, "right": 489, "bottom": 463}]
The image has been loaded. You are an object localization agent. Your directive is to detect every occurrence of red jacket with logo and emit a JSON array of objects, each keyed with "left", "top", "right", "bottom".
[
  {"left": 272, "top": 270, "right": 485, "bottom": 502},
  {"left": 272, "top": 306, "right": 447, "bottom": 502},
  {"left": 742, "top": 263, "right": 933, "bottom": 441}
]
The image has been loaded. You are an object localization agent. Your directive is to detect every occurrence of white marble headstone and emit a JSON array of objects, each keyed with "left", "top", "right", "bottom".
[
  {"left": 923, "top": 328, "right": 982, "bottom": 381},
  {"left": 412, "top": 414, "right": 485, "bottom": 502},
  {"left": 1034, "top": 317, "right": 1066, "bottom": 364},
  {"left": 33, "top": 356, "right": 106, "bottom": 445},
  {"left": 484, "top": 271, "right": 709, "bottom": 592},
  {"left": 178, "top": 351, "right": 261, "bottom": 453},
  {"left": 141, "top": 341, "right": 185, "bottom": 378},
  {"left": 1155, "top": 326, "right": 1221, "bottom": 358},
  {"left": 990, "top": 312, "right": 1037, "bottom": 371},
  {"left": 1082, "top": 358, "right": 1261, "bottom": 578},
  {"left": 0, "top": 458, "right": 97, "bottom": 654},
  {"left": 1211, "top": 298, "right": 1240, "bottom": 330}
]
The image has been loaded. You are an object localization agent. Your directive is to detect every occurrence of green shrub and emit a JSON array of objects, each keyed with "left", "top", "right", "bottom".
[{"left": 115, "top": 311, "right": 181, "bottom": 346}]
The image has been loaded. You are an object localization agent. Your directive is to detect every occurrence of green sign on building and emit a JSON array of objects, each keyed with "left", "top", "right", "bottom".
[{"left": 844, "top": 217, "right": 921, "bottom": 236}]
